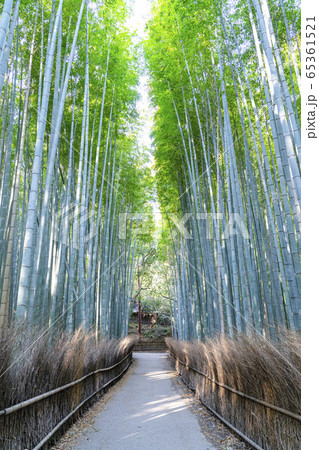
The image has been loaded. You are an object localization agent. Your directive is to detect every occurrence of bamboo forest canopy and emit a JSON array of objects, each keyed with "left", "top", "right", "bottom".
[
  {"left": 145, "top": 0, "right": 301, "bottom": 339},
  {"left": 0, "top": 0, "right": 153, "bottom": 337},
  {"left": 0, "top": 0, "right": 301, "bottom": 341}
]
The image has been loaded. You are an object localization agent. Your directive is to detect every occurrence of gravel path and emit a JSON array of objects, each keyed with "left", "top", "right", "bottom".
[{"left": 74, "top": 352, "right": 214, "bottom": 450}]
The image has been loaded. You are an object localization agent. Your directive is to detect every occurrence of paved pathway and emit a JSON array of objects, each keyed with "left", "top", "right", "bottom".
[{"left": 75, "top": 353, "right": 214, "bottom": 450}]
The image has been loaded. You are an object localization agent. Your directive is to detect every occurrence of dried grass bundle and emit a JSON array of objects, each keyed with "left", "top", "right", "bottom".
[
  {"left": 0, "top": 326, "right": 136, "bottom": 449},
  {"left": 166, "top": 329, "right": 300, "bottom": 449}
]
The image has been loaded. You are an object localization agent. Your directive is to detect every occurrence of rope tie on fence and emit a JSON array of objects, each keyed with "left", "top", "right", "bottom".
[{"left": 169, "top": 351, "right": 301, "bottom": 421}]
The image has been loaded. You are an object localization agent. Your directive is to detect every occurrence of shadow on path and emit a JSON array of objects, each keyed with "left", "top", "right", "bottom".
[{"left": 74, "top": 353, "right": 213, "bottom": 450}]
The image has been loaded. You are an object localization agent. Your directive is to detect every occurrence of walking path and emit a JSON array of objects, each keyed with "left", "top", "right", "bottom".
[{"left": 75, "top": 353, "right": 214, "bottom": 450}]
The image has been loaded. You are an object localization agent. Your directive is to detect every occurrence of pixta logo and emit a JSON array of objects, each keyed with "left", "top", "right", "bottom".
[{"left": 118, "top": 212, "right": 249, "bottom": 240}]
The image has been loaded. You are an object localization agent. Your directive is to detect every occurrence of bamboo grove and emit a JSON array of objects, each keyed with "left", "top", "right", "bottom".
[
  {"left": 0, "top": 0, "right": 152, "bottom": 337},
  {"left": 0, "top": 0, "right": 301, "bottom": 343},
  {"left": 145, "top": 0, "right": 301, "bottom": 340}
]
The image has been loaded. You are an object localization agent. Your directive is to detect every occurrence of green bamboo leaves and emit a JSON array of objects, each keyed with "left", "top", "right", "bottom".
[
  {"left": 0, "top": 0, "right": 143, "bottom": 338},
  {"left": 145, "top": 0, "right": 301, "bottom": 339}
]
